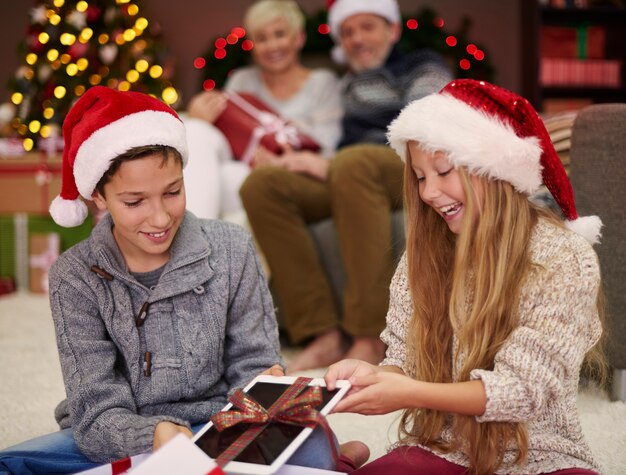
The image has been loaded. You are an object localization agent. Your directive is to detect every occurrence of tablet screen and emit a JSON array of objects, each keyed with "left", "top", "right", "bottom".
[{"left": 194, "top": 381, "right": 338, "bottom": 466}]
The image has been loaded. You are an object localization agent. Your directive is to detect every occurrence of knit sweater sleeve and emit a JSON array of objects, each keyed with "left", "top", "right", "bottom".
[
  {"left": 221, "top": 225, "right": 284, "bottom": 389},
  {"left": 49, "top": 258, "right": 189, "bottom": 463},
  {"left": 470, "top": 233, "right": 602, "bottom": 423}
]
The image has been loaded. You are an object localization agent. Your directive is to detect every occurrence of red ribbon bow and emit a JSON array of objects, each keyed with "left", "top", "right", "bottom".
[{"left": 210, "top": 377, "right": 338, "bottom": 468}]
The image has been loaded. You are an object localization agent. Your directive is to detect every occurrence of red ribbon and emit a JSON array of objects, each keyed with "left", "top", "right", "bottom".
[{"left": 210, "top": 377, "right": 338, "bottom": 468}]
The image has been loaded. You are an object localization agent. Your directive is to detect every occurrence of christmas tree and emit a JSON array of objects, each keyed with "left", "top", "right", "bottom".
[{"left": 5, "top": 0, "right": 179, "bottom": 152}]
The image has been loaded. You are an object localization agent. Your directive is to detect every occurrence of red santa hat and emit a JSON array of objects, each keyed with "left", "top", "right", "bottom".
[
  {"left": 49, "top": 86, "right": 188, "bottom": 228},
  {"left": 326, "top": 0, "right": 401, "bottom": 64},
  {"left": 387, "top": 79, "right": 602, "bottom": 244}
]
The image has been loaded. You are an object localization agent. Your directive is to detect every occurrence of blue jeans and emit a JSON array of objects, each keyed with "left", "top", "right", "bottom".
[{"left": 0, "top": 424, "right": 338, "bottom": 474}]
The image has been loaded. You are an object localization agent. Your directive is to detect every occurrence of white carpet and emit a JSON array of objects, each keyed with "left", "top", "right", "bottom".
[{"left": 1, "top": 292, "right": 624, "bottom": 473}]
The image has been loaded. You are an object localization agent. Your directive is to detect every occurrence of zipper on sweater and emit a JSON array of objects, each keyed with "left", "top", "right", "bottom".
[
  {"left": 143, "top": 351, "right": 152, "bottom": 377},
  {"left": 135, "top": 301, "right": 151, "bottom": 327}
]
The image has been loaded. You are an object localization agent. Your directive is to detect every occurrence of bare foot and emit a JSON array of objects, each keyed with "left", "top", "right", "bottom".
[
  {"left": 340, "top": 440, "right": 370, "bottom": 468},
  {"left": 344, "top": 336, "right": 386, "bottom": 365},
  {"left": 287, "top": 328, "right": 350, "bottom": 374}
]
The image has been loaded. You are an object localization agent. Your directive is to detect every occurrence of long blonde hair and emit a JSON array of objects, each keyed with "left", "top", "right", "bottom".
[{"left": 399, "top": 157, "right": 607, "bottom": 474}]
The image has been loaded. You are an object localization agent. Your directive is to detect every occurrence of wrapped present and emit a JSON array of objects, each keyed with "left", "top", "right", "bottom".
[
  {"left": 76, "top": 435, "right": 224, "bottom": 475},
  {"left": 540, "top": 25, "right": 606, "bottom": 59},
  {"left": 195, "top": 376, "right": 346, "bottom": 473},
  {"left": 0, "top": 277, "right": 16, "bottom": 296},
  {"left": 29, "top": 232, "right": 60, "bottom": 293},
  {"left": 214, "top": 92, "right": 320, "bottom": 165},
  {"left": 0, "top": 214, "right": 91, "bottom": 291},
  {"left": 0, "top": 151, "right": 63, "bottom": 214}
]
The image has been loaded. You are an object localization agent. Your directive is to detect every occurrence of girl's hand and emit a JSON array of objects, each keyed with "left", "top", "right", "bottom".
[
  {"left": 261, "top": 364, "right": 285, "bottom": 377},
  {"left": 187, "top": 91, "right": 227, "bottom": 124},
  {"left": 153, "top": 421, "right": 193, "bottom": 451},
  {"left": 324, "top": 359, "right": 381, "bottom": 391},
  {"left": 331, "top": 371, "right": 418, "bottom": 415}
]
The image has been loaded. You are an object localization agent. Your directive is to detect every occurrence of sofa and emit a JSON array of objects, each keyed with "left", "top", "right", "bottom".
[
  {"left": 569, "top": 103, "right": 626, "bottom": 402},
  {"left": 309, "top": 103, "right": 625, "bottom": 401}
]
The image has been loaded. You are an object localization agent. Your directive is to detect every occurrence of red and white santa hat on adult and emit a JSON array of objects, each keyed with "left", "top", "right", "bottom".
[
  {"left": 326, "top": 0, "right": 401, "bottom": 64},
  {"left": 387, "top": 79, "right": 602, "bottom": 244},
  {"left": 49, "top": 85, "right": 188, "bottom": 228}
]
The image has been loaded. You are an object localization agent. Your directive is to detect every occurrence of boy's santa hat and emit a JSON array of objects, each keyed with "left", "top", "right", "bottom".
[
  {"left": 387, "top": 79, "right": 602, "bottom": 244},
  {"left": 326, "top": 0, "right": 400, "bottom": 64},
  {"left": 49, "top": 86, "right": 188, "bottom": 228}
]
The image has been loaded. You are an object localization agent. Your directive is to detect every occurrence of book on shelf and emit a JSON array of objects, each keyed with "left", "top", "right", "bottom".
[{"left": 540, "top": 58, "right": 622, "bottom": 87}]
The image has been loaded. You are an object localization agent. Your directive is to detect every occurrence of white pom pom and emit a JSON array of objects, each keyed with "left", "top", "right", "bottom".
[
  {"left": 566, "top": 215, "right": 603, "bottom": 245},
  {"left": 49, "top": 195, "right": 88, "bottom": 228},
  {"left": 331, "top": 45, "right": 347, "bottom": 65}
]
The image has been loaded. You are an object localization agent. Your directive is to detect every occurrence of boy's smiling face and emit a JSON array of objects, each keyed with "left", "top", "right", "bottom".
[{"left": 92, "top": 152, "right": 186, "bottom": 272}]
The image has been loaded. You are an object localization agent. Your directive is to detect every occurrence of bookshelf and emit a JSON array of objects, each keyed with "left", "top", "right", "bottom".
[{"left": 521, "top": 0, "right": 626, "bottom": 112}]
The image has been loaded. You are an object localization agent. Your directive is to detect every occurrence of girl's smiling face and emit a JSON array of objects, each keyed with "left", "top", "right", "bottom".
[
  {"left": 408, "top": 141, "right": 481, "bottom": 234},
  {"left": 92, "top": 152, "right": 186, "bottom": 272}
]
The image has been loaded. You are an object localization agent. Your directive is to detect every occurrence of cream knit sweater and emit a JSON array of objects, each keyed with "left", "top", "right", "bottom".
[{"left": 381, "top": 218, "right": 603, "bottom": 474}]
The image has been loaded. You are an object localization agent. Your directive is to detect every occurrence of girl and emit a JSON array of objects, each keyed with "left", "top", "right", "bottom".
[{"left": 327, "top": 79, "right": 606, "bottom": 475}]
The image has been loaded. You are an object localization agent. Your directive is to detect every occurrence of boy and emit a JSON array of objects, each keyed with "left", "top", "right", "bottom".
[{"left": 0, "top": 86, "right": 287, "bottom": 474}]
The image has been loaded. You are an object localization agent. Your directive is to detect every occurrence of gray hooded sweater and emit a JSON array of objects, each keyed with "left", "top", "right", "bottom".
[{"left": 48, "top": 212, "right": 283, "bottom": 462}]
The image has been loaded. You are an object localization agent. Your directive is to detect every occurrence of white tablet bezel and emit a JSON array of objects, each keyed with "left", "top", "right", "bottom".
[{"left": 192, "top": 375, "right": 350, "bottom": 475}]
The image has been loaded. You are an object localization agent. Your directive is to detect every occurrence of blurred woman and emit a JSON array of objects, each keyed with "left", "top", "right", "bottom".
[{"left": 183, "top": 0, "right": 343, "bottom": 222}]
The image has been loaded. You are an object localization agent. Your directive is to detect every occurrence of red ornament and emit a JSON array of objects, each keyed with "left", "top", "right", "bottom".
[
  {"left": 406, "top": 19, "right": 418, "bottom": 30},
  {"left": 194, "top": 57, "right": 206, "bottom": 69},
  {"left": 215, "top": 38, "right": 227, "bottom": 49},
  {"left": 318, "top": 24, "right": 330, "bottom": 35},
  {"left": 68, "top": 42, "right": 89, "bottom": 60},
  {"left": 86, "top": 5, "right": 102, "bottom": 23},
  {"left": 241, "top": 39, "right": 254, "bottom": 51}
]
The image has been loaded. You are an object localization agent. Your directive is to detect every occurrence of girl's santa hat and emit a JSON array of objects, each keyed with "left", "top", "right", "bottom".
[
  {"left": 326, "top": 0, "right": 401, "bottom": 64},
  {"left": 49, "top": 86, "right": 188, "bottom": 228},
  {"left": 387, "top": 79, "right": 602, "bottom": 244}
]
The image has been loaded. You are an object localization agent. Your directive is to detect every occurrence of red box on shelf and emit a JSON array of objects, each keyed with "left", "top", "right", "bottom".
[{"left": 540, "top": 25, "right": 606, "bottom": 59}]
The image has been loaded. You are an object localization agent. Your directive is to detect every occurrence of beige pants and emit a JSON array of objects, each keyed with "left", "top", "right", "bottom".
[{"left": 240, "top": 144, "right": 404, "bottom": 344}]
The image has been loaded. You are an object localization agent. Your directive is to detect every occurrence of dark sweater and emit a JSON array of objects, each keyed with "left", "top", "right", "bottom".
[{"left": 339, "top": 46, "right": 452, "bottom": 148}]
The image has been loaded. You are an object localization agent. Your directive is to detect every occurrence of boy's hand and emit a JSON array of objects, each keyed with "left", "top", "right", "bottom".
[
  {"left": 261, "top": 364, "right": 285, "bottom": 377},
  {"left": 153, "top": 421, "right": 193, "bottom": 452}
]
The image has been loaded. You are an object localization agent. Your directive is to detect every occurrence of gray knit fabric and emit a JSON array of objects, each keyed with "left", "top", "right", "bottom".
[
  {"left": 49, "top": 212, "right": 283, "bottom": 462},
  {"left": 381, "top": 218, "right": 603, "bottom": 473}
]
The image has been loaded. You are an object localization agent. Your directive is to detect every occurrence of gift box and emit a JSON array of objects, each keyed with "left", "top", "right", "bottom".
[
  {"left": 194, "top": 376, "right": 346, "bottom": 473},
  {"left": 76, "top": 435, "right": 223, "bottom": 475},
  {"left": 29, "top": 232, "right": 60, "bottom": 293},
  {"left": 540, "top": 25, "right": 606, "bottom": 59},
  {"left": 214, "top": 92, "right": 320, "bottom": 165},
  {"left": 0, "top": 152, "right": 63, "bottom": 214},
  {"left": 0, "top": 214, "right": 92, "bottom": 291}
]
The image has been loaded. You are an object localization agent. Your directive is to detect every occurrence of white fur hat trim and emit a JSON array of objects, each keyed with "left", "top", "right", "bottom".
[
  {"left": 73, "top": 110, "right": 188, "bottom": 200},
  {"left": 328, "top": 0, "right": 401, "bottom": 40},
  {"left": 387, "top": 93, "right": 543, "bottom": 195}
]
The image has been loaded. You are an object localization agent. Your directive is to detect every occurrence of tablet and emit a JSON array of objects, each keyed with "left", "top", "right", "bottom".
[{"left": 192, "top": 375, "right": 350, "bottom": 475}]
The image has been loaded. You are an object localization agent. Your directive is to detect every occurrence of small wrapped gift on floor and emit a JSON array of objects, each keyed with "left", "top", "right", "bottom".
[
  {"left": 75, "top": 435, "right": 224, "bottom": 475},
  {"left": 214, "top": 92, "right": 320, "bottom": 165}
]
